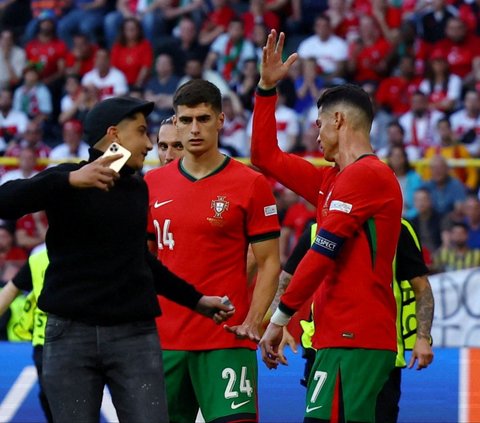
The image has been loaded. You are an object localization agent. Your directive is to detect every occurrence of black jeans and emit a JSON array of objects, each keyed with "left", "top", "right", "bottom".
[{"left": 42, "top": 315, "right": 169, "bottom": 423}]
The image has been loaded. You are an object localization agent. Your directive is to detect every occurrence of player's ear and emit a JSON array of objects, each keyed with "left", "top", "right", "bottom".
[
  {"left": 334, "top": 111, "right": 345, "bottom": 130},
  {"left": 217, "top": 112, "right": 225, "bottom": 131}
]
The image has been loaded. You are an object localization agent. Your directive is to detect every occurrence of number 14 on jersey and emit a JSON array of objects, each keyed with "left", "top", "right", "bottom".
[{"left": 153, "top": 219, "right": 175, "bottom": 250}]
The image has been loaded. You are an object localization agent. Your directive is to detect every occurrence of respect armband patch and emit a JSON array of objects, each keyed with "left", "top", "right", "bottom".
[{"left": 311, "top": 229, "right": 345, "bottom": 259}]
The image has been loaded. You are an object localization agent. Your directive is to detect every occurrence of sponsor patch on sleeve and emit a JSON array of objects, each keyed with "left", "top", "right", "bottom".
[
  {"left": 329, "top": 200, "right": 353, "bottom": 214},
  {"left": 311, "top": 228, "right": 345, "bottom": 259},
  {"left": 264, "top": 205, "right": 278, "bottom": 216}
]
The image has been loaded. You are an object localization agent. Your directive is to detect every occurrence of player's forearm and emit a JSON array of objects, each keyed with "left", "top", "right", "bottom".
[
  {"left": 251, "top": 93, "right": 320, "bottom": 205},
  {"left": 280, "top": 249, "right": 334, "bottom": 314},
  {"left": 270, "top": 270, "right": 292, "bottom": 314},
  {"left": 0, "top": 281, "right": 20, "bottom": 316},
  {"left": 411, "top": 275, "right": 434, "bottom": 340},
  {"left": 244, "top": 257, "right": 280, "bottom": 328}
]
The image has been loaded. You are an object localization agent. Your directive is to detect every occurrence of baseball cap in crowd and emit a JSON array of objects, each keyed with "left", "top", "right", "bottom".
[
  {"left": 430, "top": 48, "right": 446, "bottom": 61},
  {"left": 84, "top": 96, "right": 154, "bottom": 146},
  {"left": 63, "top": 119, "right": 83, "bottom": 134}
]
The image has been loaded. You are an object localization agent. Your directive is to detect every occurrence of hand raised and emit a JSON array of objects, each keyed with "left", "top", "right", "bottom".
[
  {"left": 259, "top": 29, "right": 298, "bottom": 90},
  {"left": 68, "top": 154, "right": 122, "bottom": 191}
]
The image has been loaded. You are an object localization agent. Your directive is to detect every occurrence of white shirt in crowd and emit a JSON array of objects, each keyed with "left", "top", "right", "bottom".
[{"left": 81, "top": 67, "right": 128, "bottom": 100}]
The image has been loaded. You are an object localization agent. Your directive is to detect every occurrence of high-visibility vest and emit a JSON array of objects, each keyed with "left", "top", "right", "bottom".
[
  {"left": 3, "top": 288, "right": 28, "bottom": 342},
  {"left": 12, "top": 248, "right": 49, "bottom": 346}
]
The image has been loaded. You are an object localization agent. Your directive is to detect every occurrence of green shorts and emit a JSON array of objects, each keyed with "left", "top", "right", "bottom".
[
  {"left": 304, "top": 348, "right": 395, "bottom": 423},
  {"left": 162, "top": 348, "right": 257, "bottom": 423}
]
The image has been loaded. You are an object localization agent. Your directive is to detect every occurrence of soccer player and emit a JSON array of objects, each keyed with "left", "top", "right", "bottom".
[
  {"left": 0, "top": 96, "right": 234, "bottom": 423},
  {"left": 254, "top": 30, "right": 403, "bottom": 423},
  {"left": 156, "top": 116, "right": 184, "bottom": 165},
  {"left": 145, "top": 79, "right": 281, "bottom": 423},
  {"left": 277, "top": 219, "right": 434, "bottom": 422}
]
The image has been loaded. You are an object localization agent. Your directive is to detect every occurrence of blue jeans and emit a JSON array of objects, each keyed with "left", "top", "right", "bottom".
[{"left": 42, "top": 315, "right": 169, "bottom": 423}]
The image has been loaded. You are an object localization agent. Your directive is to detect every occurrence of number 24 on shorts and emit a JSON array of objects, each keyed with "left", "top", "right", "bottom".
[{"left": 222, "top": 366, "right": 253, "bottom": 399}]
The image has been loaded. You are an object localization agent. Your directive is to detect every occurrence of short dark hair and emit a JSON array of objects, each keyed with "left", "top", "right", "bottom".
[
  {"left": 173, "top": 80, "right": 222, "bottom": 113},
  {"left": 317, "top": 84, "right": 373, "bottom": 126}
]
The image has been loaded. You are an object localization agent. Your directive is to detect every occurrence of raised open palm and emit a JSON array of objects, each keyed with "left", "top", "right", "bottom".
[{"left": 259, "top": 30, "right": 298, "bottom": 90}]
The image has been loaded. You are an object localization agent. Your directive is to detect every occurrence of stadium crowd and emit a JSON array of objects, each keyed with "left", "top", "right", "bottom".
[{"left": 1, "top": 0, "right": 480, "bottom": 324}]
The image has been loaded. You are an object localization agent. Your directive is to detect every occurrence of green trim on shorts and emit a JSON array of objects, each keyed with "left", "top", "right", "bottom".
[
  {"left": 304, "top": 348, "right": 395, "bottom": 423},
  {"left": 162, "top": 349, "right": 258, "bottom": 423}
]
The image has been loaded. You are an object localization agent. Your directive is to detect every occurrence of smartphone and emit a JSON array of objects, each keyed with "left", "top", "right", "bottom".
[{"left": 101, "top": 142, "right": 132, "bottom": 172}]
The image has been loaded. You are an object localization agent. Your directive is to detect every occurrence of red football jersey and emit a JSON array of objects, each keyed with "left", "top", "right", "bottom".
[
  {"left": 145, "top": 157, "right": 280, "bottom": 350},
  {"left": 252, "top": 94, "right": 401, "bottom": 353}
]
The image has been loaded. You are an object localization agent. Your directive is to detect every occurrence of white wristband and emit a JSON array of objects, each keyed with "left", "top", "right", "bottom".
[{"left": 270, "top": 308, "right": 292, "bottom": 327}]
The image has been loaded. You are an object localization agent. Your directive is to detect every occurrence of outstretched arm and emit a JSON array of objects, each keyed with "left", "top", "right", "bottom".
[{"left": 251, "top": 30, "right": 324, "bottom": 205}]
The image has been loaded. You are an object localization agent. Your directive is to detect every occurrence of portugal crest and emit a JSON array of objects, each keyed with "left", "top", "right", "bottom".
[{"left": 211, "top": 196, "right": 229, "bottom": 218}]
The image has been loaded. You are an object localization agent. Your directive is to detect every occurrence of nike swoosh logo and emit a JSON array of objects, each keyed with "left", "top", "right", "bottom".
[
  {"left": 154, "top": 200, "right": 173, "bottom": 208},
  {"left": 306, "top": 404, "right": 323, "bottom": 413},
  {"left": 231, "top": 400, "right": 251, "bottom": 410}
]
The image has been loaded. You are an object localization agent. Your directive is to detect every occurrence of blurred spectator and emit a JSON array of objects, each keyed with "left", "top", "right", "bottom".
[
  {"left": 297, "top": 14, "right": 348, "bottom": 85},
  {"left": 12, "top": 65, "right": 53, "bottom": 123},
  {"left": 369, "top": 0, "right": 403, "bottom": 44},
  {"left": 59, "top": 74, "right": 99, "bottom": 124},
  {"left": 49, "top": 119, "right": 89, "bottom": 162},
  {"left": 14, "top": 210, "right": 48, "bottom": 253},
  {"left": 432, "top": 221, "right": 480, "bottom": 273},
  {"left": 204, "top": 18, "right": 256, "bottom": 88},
  {"left": 458, "top": 0, "right": 480, "bottom": 37},
  {"left": 463, "top": 195, "right": 480, "bottom": 249},
  {"left": 144, "top": 53, "right": 180, "bottom": 128},
  {"left": 0, "top": 223, "right": 26, "bottom": 282},
  {"left": 399, "top": 90, "right": 443, "bottom": 159},
  {"left": 362, "top": 81, "right": 391, "bottom": 155},
  {"left": 296, "top": 121, "right": 323, "bottom": 159},
  {"left": 386, "top": 19, "right": 429, "bottom": 77},
  {"left": 241, "top": 0, "right": 280, "bottom": 40},
  {"left": 376, "top": 55, "right": 421, "bottom": 116},
  {"left": 251, "top": 22, "right": 268, "bottom": 63},
  {"left": 111, "top": 17, "right": 153, "bottom": 87},
  {"left": 177, "top": 53, "right": 232, "bottom": 97},
  {"left": 422, "top": 118, "right": 478, "bottom": 192},
  {"left": 57, "top": 0, "right": 108, "bottom": 49},
  {"left": 198, "top": 0, "right": 236, "bottom": 46},
  {"left": 24, "top": 11, "right": 67, "bottom": 86},
  {"left": 247, "top": 88, "right": 299, "bottom": 152},
  {"left": 418, "top": 48, "right": 462, "bottom": 114},
  {"left": 160, "top": 16, "right": 209, "bottom": 76},
  {"left": 324, "top": 0, "right": 359, "bottom": 43},
  {"left": 450, "top": 90, "right": 480, "bottom": 157},
  {"left": 22, "top": 0, "right": 65, "bottom": 43},
  {"left": 434, "top": 16, "right": 480, "bottom": 79},
  {"left": 387, "top": 145, "right": 423, "bottom": 220},
  {"left": 423, "top": 155, "right": 467, "bottom": 217},
  {"left": 418, "top": 0, "right": 457, "bottom": 44},
  {"left": 376, "top": 120, "right": 405, "bottom": 159},
  {"left": 0, "top": 29, "right": 26, "bottom": 89},
  {"left": 65, "top": 33, "right": 98, "bottom": 77},
  {"left": 293, "top": 58, "right": 324, "bottom": 117},
  {"left": 0, "top": 88, "right": 29, "bottom": 154},
  {"left": 411, "top": 187, "right": 443, "bottom": 264},
  {"left": 0, "top": 145, "right": 38, "bottom": 184},
  {"left": 81, "top": 48, "right": 128, "bottom": 100},
  {"left": 219, "top": 94, "right": 247, "bottom": 157},
  {"left": 233, "top": 58, "right": 259, "bottom": 112},
  {"left": 265, "top": 0, "right": 302, "bottom": 33},
  {"left": 104, "top": 0, "right": 202, "bottom": 50},
  {"left": 279, "top": 198, "right": 315, "bottom": 264},
  {"left": 4, "top": 121, "right": 51, "bottom": 171},
  {"left": 347, "top": 14, "right": 391, "bottom": 83}
]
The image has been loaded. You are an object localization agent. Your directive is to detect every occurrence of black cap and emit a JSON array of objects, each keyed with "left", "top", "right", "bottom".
[{"left": 84, "top": 96, "right": 155, "bottom": 146}]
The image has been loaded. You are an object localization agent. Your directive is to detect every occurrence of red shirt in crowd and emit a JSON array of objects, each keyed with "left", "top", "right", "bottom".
[
  {"left": 25, "top": 38, "right": 68, "bottom": 80},
  {"left": 110, "top": 40, "right": 153, "bottom": 86},
  {"left": 376, "top": 75, "right": 422, "bottom": 115},
  {"left": 434, "top": 35, "right": 480, "bottom": 78}
]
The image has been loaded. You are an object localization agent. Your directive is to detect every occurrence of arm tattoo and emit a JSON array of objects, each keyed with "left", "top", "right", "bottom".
[
  {"left": 414, "top": 276, "right": 435, "bottom": 340},
  {"left": 270, "top": 271, "right": 292, "bottom": 312}
]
